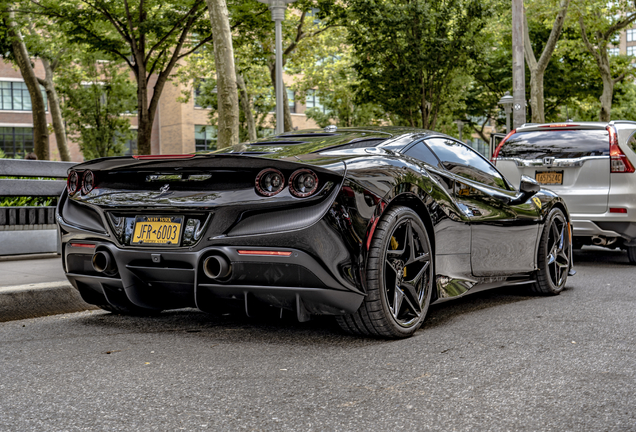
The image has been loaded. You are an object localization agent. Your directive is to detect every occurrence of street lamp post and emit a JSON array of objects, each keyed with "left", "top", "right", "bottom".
[
  {"left": 498, "top": 91, "right": 514, "bottom": 133},
  {"left": 257, "top": 0, "right": 297, "bottom": 135}
]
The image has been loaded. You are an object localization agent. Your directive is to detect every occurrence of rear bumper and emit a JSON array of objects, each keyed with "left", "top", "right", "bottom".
[
  {"left": 571, "top": 218, "right": 636, "bottom": 243},
  {"left": 62, "top": 239, "right": 364, "bottom": 318}
]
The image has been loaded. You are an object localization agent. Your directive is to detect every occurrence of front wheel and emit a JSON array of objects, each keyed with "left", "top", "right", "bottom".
[
  {"left": 337, "top": 206, "right": 433, "bottom": 338},
  {"left": 531, "top": 207, "right": 571, "bottom": 295}
]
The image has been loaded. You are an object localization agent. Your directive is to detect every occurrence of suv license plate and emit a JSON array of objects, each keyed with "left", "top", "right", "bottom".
[
  {"left": 132, "top": 216, "right": 183, "bottom": 246},
  {"left": 535, "top": 171, "right": 563, "bottom": 185}
]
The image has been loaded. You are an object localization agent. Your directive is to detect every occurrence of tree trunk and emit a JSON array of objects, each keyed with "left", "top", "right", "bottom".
[
  {"left": 39, "top": 58, "right": 70, "bottom": 161},
  {"left": 206, "top": 0, "right": 239, "bottom": 149},
  {"left": 599, "top": 70, "right": 613, "bottom": 122},
  {"left": 3, "top": 8, "right": 49, "bottom": 160},
  {"left": 136, "top": 66, "right": 153, "bottom": 156},
  {"left": 236, "top": 73, "right": 257, "bottom": 141},
  {"left": 524, "top": 0, "right": 570, "bottom": 123},
  {"left": 529, "top": 70, "right": 545, "bottom": 123}
]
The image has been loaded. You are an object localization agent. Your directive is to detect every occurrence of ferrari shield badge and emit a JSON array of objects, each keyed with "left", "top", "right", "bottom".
[{"left": 532, "top": 196, "right": 542, "bottom": 209}]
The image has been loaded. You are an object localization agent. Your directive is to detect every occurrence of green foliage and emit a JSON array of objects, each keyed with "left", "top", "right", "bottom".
[
  {"left": 34, "top": 0, "right": 212, "bottom": 73},
  {"left": 609, "top": 81, "right": 636, "bottom": 121},
  {"left": 287, "top": 26, "right": 386, "bottom": 128},
  {"left": 55, "top": 53, "right": 137, "bottom": 159},
  {"left": 346, "top": 0, "right": 489, "bottom": 129},
  {"left": 0, "top": 196, "right": 57, "bottom": 207}
]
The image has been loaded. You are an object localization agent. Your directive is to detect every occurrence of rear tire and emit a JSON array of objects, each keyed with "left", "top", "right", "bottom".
[
  {"left": 531, "top": 208, "right": 571, "bottom": 295},
  {"left": 627, "top": 246, "right": 636, "bottom": 264},
  {"left": 337, "top": 206, "right": 433, "bottom": 338}
]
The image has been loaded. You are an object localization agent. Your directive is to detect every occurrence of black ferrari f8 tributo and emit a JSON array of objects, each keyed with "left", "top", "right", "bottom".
[{"left": 57, "top": 127, "right": 574, "bottom": 338}]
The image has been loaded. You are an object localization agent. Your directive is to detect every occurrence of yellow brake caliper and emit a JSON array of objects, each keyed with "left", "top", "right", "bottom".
[{"left": 390, "top": 236, "right": 407, "bottom": 278}]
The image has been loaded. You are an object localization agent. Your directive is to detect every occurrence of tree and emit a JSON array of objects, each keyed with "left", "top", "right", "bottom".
[
  {"left": 205, "top": 0, "right": 239, "bottom": 149},
  {"left": 20, "top": 12, "right": 74, "bottom": 161},
  {"left": 56, "top": 53, "right": 137, "bottom": 159},
  {"left": 524, "top": 0, "right": 570, "bottom": 123},
  {"left": 0, "top": 1, "right": 49, "bottom": 159},
  {"left": 575, "top": 0, "right": 636, "bottom": 121},
  {"left": 34, "top": 0, "right": 214, "bottom": 155},
  {"left": 347, "top": 0, "right": 488, "bottom": 129},
  {"left": 288, "top": 26, "right": 385, "bottom": 127}
]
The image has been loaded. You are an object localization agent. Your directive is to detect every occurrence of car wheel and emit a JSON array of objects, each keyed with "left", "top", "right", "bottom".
[
  {"left": 531, "top": 207, "right": 570, "bottom": 295},
  {"left": 336, "top": 206, "right": 433, "bottom": 338},
  {"left": 627, "top": 245, "right": 636, "bottom": 264}
]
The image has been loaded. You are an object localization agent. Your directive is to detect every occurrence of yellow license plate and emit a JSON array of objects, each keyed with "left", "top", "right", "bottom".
[
  {"left": 535, "top": 171, "right": 563, "bottom": 185},
  {"left": 132, "top": 216, "right": 183, "bottom": 246}
]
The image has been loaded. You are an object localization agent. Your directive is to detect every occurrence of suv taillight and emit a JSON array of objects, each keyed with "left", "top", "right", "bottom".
[
  {"left": 491, "top": 129, "right": 516, "bottom": 165},
  {"left": 607, "top": 125, "right": 635, "bottom": 173}
]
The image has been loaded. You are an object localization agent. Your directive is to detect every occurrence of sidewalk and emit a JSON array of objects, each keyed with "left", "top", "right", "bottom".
[{"left": 0, "top": 254, "right": 96, "bottom": 322}]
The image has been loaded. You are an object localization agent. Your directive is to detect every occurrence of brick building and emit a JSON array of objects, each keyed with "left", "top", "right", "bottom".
[{"left": 0, "top": 58, "right": 318, "bottom": 162}]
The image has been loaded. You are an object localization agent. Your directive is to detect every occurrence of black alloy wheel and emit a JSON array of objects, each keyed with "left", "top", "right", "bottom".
[
  {"left": 532, "top": 207, "right": 571, "bottom": 295},
  {"left": 337, "top": 206, "right": 433, "bottom": 338}
]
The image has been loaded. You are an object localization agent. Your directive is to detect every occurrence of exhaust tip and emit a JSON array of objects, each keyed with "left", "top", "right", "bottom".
[
  {"left": 92, "top": 250, "right": 116, "bottom": 275},
  {"left": 203, "top": 255, "right": 231, "bottom": 280}
]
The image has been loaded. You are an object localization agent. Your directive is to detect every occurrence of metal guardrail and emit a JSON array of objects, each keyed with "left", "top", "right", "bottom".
[
  {"left": 0, "top": 159, "right": 75, "bottom": 197},
  {"left": 0, "top": 159, "right": 77, "bottom": 255}
]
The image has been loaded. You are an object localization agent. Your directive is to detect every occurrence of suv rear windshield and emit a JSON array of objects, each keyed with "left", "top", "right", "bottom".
[{"left": 499, "top": 129, "right": 610, "bottom": 159}]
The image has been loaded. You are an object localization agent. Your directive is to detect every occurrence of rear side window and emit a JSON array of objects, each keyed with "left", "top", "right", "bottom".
[
  {"left": 404, "top": 142, "right": 441, "bottom": 167},
  {"left": 425, "top": 138, "right": 508, "bottom": 190},
  {"left": 499, "top": 129, "right": 610, "bottom": 159}
]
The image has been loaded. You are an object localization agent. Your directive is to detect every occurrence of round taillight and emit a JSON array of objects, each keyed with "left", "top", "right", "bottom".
[
  {"left": 255, "top": 168, "right": 285, "bottom": 196},
  {"left": 82, "top": 170, "right": 95, "bottom": 194},
  {"left": 67, "top": 171, "right": 79, "bottom": 195},
  {"left": 289, "top": 169, "right": 319, "bottom": 198}
]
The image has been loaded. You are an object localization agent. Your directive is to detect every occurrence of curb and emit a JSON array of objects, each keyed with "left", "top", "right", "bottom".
[{"left": 0, "top": 281, "right": 97, "bottom": 323}]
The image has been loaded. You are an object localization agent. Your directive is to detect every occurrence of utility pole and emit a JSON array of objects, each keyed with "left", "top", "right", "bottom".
[
  {"left": 512, "top": 0, "right": 526, "bottom": 128},
  {"left": 257, "top": 0, "right": 296, "bottom": 135}
]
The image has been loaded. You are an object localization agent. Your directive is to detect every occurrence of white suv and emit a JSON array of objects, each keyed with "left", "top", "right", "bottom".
[{"left": 492, "top": 121, "right": 636, "bottom": 263}]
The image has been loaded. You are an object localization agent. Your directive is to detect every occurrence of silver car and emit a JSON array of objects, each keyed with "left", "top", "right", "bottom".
[{"left": 493, "top": 121, "right": 636, "bottom": 264}]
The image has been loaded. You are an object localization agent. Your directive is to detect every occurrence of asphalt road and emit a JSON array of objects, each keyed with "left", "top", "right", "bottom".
[{"left": 0, "top": 247, "right": 634, "bottom": 431}]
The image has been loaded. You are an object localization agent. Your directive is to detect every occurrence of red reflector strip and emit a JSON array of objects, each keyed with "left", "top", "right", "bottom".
[
  {"left": 70, "top": 243, "right": 96, "bottom": 248},
  {"left": 609, "top": 208, "right": 628, "bottom": 213},
  {"left": 132, "top": 154, "right": 195, "bottom": 160},
  {"left": 237, "top": 250, "right": 292, "bottom": 257}
]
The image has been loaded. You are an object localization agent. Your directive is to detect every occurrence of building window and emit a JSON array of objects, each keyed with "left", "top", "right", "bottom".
[
  {"left": 286, "top": 88, "right": 296, "bottom": 113},
  {"left": 306, "top": 89, "right": 326, "bottom": 113},
  {"left": 627, "top": 29, "right": 636, "bottom": 42},
  {"left": 0, "top": 81, "right": 47, "bottom": 111},
  {"left": 628, "top": 45, "right": 636, "bottom": 56},
  {"left": 609, "top": 47, "right": 620, "bottom": 56},
  {"left": 0, "top": 127, "right": 34, "bottom": 158},
  {"left": 194, "top": 79, "right": 215, "bottom": 109},
  {"left": 195, "top": 125, "right": 217, "bottom": 151}
]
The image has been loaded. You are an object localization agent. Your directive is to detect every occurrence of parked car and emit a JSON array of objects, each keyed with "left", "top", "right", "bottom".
[
  {"left": 57, "top": 127, "right": 573, "bottom": 338},
  {"left": 492, "top": 121, "right": 636, "bottom": 264}
]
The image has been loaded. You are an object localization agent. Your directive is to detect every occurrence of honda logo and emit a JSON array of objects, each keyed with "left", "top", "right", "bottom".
[{"left": 543, "top": 157, "right": 555, "bottom": 166}]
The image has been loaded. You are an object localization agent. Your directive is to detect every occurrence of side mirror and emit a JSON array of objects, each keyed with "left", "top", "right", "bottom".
[
  {"left": 519, "top": 175, "right": 540, "bottom": 194},
  {"left": 509, "top": 175, "right": 540, "bottom": 205}
]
